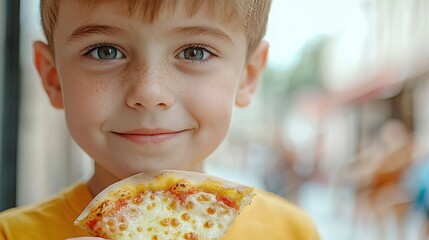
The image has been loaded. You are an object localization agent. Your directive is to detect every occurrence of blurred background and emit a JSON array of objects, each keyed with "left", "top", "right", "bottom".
[{"left": 1, "top": 0, "right": 429, "bottom": 239}]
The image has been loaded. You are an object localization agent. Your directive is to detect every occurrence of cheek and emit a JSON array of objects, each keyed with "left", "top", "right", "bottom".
[
  {"left": 59, "top": 67, "right": 117, "bottom": 134},
  {"left": 186, "top": 72, "right": 239, "bottom": 135}
]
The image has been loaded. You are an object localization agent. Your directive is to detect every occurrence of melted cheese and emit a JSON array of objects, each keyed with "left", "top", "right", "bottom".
[{"left": 90, "top": 191, "right": 239, "bottom": 240}]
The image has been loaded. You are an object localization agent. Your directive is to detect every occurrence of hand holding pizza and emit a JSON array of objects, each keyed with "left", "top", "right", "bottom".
[{"left": 74, "top": 170, "right": 254, "bottom": 240}]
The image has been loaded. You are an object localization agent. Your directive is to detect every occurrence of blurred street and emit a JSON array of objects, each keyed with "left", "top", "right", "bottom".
[{"left": 207, "top": 163, "right": 428, "bottom": 240}]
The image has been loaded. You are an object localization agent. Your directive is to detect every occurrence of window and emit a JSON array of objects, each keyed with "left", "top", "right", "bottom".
[{"left": 0, "top": 0, "right": 20, "bottom": 211}]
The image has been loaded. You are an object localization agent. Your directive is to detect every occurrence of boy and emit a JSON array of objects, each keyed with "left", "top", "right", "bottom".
[{"left": 0, "top": 0, "right": 320, "bottom": 239}]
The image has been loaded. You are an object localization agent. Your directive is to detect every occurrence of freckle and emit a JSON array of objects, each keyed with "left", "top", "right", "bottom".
[{"left": 133, "top": 63, "right": 148, "bottom": 78}]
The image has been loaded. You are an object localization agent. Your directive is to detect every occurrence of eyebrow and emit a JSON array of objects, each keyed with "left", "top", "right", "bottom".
[
  {"left": 67, "top": 24, "right": 126, "bottom": 42},
  {"left": 168, "top": 26, "right": 233, "bottom": 44},
  {"left": 67, "top": 24, "right": 233, "bottom": 45}
]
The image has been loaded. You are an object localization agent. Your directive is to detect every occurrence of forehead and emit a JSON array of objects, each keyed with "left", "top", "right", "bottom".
[
  {"left": 54, "top": 0, "right": 248, "bottom": 57},
  {"left": 74, "top": 0, "right": 243, "bottom": 28}
]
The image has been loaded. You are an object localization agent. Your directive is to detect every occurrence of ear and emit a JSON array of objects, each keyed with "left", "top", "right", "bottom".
[
  {"left": 33, "top": 41, "right": 64, "bottom": 109},
  {"left": 235, "top": 40, "right": 269, "bottom": 107}
]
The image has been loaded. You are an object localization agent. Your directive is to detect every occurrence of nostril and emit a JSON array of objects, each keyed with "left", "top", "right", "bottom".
[
  {"left": 157, "top": 102, "right": 168, "bottom": 109},
  {"left": 127, "top": 99, "right": 172, "bottom": 111},
  {"left": 132, "top": 102, "right": 144, "bottom": 110}
]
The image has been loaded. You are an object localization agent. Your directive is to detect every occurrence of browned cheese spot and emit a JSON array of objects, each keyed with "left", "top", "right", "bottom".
[
  {"left": 206, "top": 206, "right": 216, "bottom": 214},
  {"left": 159, "top": 218, "right": 170, "bottom": 227},
  {"left": 181, "top": 213, "right": 190, "bottom": 221},
  {"left": 172, "top": 180, "right": 190, "bottom": 192},
  {"left": 221, "top": 208, "right": 230, "bottom": 215},
  {"left": 132, "top": 194, "right": 144, "bottom": 205},
  {"left": 184, "top": 232, "right": 200, "bottom": 240},
  {"left": 197, "top": 194, "right": 210, "bottom": 202},
  {"left": 147, "top": 202, "right": 157, "bottom": 210},
  {"left": 94, "top": 200, "right": 110, "bottom": 217},
  {"left": 137, "top": 226, "right": 143, "bottom": 232},
  {"left": 152, "top": 235, "right": 158, "bottom": 240},
  {"left": 204, "top": 221, "right": 214, "bottom": 228},
  {"left": 150, "top": 194, "right": 156, "bottom": 201},
  {"left": 107, "top": 219, "right": 115, "bottom": 226},
  {"left": 119, "top": 223, "right": 128, "bottom": 231},
  {"left": 168, "top": 200, "right": 177, "bottom": 210},
  {"left": 130, "top": 207, "right": 138, "bottom": 214},
  {"left": 185, "top": 202, "right": 194, "bottom": 210},
  {"left": 171, "top": 218, "right": 180, "bottom": 228}
]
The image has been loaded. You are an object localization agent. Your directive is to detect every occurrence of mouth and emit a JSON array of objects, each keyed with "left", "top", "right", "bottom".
[{"left": 112, "top": 128, "right": 188, "bottom": 144}]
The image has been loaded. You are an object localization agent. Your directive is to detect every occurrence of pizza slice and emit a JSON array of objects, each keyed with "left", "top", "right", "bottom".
[{"left": 74, "top": 170, "right": 254, "bottom": 240}]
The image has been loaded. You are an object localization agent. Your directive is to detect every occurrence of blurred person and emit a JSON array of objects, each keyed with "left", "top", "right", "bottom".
[
  {"left": 341, "top": 119, "right": 414, "bottom": 239},
  {"left": 0, "top": 0, "right": 321, "bottom": 239}
]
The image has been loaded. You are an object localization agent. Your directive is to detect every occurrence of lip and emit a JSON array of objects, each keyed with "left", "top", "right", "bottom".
[{"left": 112, "top": 128, "right": 187, "bottom": 144}]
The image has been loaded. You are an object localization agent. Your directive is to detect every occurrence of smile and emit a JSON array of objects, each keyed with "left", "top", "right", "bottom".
[{"left": 112, "top": 128, "right": 188, "bottom": 144}]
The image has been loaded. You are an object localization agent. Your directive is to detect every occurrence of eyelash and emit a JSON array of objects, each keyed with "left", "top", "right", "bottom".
[
  {"left": 81, "top": 42, "right": 124, "bottom": 59},
  {"left": 176, "top": 44, "right": 219, "bottom": 63},
  {"left": 81, "top": 43, "right": 219, "bottom": 62}
]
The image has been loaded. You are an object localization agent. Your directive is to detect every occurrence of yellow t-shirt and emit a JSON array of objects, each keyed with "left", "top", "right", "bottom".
[{"left": 0, "top": 182, "right": 319, "bottom": 240}]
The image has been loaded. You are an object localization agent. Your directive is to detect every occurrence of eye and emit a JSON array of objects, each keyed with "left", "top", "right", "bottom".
[
  {"left": 176, "top": 45, "right": 215, "bottom": 61},
  {"left": 88, "top": 45, "right": 125, "bottom": 60}
]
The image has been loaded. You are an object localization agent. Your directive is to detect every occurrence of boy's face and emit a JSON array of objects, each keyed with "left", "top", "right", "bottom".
[{"left": 35, "top": 0, "right": 268, "bottom": 181}]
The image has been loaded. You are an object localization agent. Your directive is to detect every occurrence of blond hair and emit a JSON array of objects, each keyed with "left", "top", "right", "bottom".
[{"left": 40, "top": 0, "right": 271, "bottom": 54}]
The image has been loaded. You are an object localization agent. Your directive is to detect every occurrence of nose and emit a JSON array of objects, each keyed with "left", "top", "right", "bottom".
[{"left": 125, "top": 63, "right": 175, "bottom": 111}]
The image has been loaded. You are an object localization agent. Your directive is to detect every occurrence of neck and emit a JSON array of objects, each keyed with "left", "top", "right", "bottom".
[{"left": 86, "top": 162, "right": 121, "bottom": 197}]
